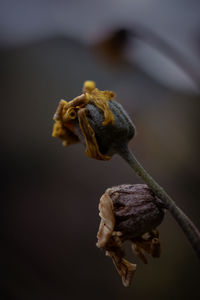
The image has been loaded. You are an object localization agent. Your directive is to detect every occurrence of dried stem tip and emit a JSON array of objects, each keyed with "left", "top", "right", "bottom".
[
  {"left": 52, "top": 81, "right": 135, "bottom": 160},
  {"left": 97, "top": 184, "right": 164, "bottom": 287}
]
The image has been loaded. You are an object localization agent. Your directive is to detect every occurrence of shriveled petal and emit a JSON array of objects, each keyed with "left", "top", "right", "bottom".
[
  {"left": 52, "top": 121, "right": 79, "bottom": 146},
  {"left": 131, "top": 230, "right": 161, "bottom": 263},
  {"left": 83, "top": 81, "right": 115, "bottom": 126},
  {"left": 96, "top": 192, "right": 115, "bottom": 248},
  {"left": 78, "top": 108, "right": 111, "bottom": 161},
  {"left": 96, "top": 191, "right": 137, "bottom": 287},
  {"left": 106, "top": 251, "right": 137, "bottom": 288}
]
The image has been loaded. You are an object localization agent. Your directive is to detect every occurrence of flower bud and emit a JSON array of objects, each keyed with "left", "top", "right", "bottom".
[
  {"left": 52, "top": 81, "right": 135, "bottom": 160},
  {"left": 97, "top": 184, "right": 165, "bottom": 287}
]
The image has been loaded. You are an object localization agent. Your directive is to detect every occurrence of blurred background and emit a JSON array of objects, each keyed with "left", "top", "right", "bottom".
[{"left": 1, "top": 0, "right": 200, "bottom": 299}]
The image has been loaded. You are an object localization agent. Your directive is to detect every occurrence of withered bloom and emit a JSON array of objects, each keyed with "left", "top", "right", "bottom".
[
  {"left": 97, "top": 184, "right": 165, "bottom": 287},
  {"left": 52, "top": 81, "right": 200, "bottom": 272},
  {"left": 52, "top": 81, "right": 135, "bottom": 160}
]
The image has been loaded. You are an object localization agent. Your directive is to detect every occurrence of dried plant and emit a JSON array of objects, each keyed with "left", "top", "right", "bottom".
[
  {"left": 96, "top": 184, "right": 164, "bottom": 286},
  {"left": 52, "top": 81, "right": 200, "bottom": 286}
]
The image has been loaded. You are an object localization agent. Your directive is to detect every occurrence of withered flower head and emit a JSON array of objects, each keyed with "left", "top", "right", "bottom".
[
  {"left": 52, "top": 81, "right": 135, "bottom": 160},
  {"left": 97, "top": 184, "right": 165, "bottom": 287}
]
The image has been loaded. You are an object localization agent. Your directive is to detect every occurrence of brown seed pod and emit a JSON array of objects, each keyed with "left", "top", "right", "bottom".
[
  {"left": 110, "top": 184, "right": 164, "bottom": 239},
  {"left": 97, "top": 184, "right": 165, "bottom": 287}
]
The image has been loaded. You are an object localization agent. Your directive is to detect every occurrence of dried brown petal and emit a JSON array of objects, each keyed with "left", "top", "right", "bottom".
[
  {"left": 131, "top": 230, "right": 161, "bottom": 264},
  {"left": 96, "top": 193, "right": 115, "bottom": 249},
  {"left": 106, "top": 250, "right": 136, "bottom": 288}
]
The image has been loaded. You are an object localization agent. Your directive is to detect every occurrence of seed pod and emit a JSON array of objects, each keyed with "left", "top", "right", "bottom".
[
  {"left": 52, "top": 81, "right": 135, "bottom": 160},
  {"left": 84, "top": 100, "right": 135, "bottom": 157},
  {"left": 109, "top": 184, "right": 164, "bottom": 239},
  {"left": 97, "top": 184, "right": 165, "bottom": 287}
]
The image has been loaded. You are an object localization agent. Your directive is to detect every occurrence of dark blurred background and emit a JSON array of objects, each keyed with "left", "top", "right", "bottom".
[{"left": 1, "top": 0, "right": 200, "bottom": 299}]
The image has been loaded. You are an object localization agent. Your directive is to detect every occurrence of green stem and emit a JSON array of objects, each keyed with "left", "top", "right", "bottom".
[{"left": 118, "top": 145, "right": 200, "bottom": 259}]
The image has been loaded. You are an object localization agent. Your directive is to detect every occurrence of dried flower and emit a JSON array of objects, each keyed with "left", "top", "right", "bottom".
[
  {"left": 52, "top": 81, "right": 200, "bottom": 275},
  {"left": 52, "top": 81, "right": 135, "bottom": 160},
  {"left": 97, "top": 184, "right": 165, "bottom": 287}
]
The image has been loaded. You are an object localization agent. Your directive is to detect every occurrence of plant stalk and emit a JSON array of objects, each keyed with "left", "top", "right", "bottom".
[{"left": 118, "top": 145, "right": 200, "bottom": 259}]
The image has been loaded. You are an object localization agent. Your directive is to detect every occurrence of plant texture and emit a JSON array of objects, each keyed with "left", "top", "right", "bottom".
[{"left": 52, "top": 81, "right": 200, "bottom": 286}]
